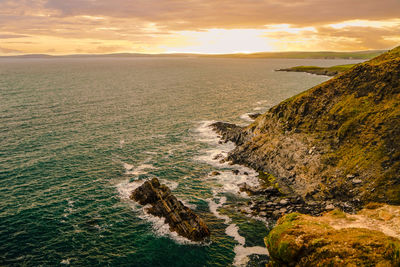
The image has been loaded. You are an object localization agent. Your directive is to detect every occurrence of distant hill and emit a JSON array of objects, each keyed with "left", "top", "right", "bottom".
[
  {"left": 0, "top": 50, "right": 387, "bottom": 60},
  {"left": 276, "top": 64, "right": 356, "bottom": 76},
  {"left": 201, "top": 50, "right": 387, "bottom": 59}
]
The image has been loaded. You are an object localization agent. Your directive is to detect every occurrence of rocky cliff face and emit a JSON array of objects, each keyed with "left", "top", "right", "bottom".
[
  {"left": 220, "top": 46, "right": 400, "bottom": 205},
  {"left": 131, "top": 178, "right": 210, "bottom": 241}
]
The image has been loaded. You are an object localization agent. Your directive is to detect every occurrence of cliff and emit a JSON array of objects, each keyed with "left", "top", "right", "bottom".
[{"left": 222, "top": 46, "right": 400, "bottom": 205}]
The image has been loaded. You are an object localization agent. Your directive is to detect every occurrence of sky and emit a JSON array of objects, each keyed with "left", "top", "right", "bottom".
[{"left": 1, "top": 0, "right": 400, "bottom": 55}]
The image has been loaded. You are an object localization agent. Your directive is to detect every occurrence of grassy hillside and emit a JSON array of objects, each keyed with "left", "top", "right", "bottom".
[
  {"left": 228, "top": 46, "right": 400, "bottom": 204},
  {"left": 265, "top": 205, "right": 400, "bottom": 266}
]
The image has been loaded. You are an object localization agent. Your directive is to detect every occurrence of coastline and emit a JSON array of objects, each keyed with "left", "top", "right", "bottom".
[
  {"left": 207, "top": 46, "right": 400, "bottom": 265},
  {"left": 276, "top": 63, "right": 356, "bottom": 77}
]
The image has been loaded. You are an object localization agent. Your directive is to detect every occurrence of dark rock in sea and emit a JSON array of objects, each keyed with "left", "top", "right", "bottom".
[
  {"left": 232, "top": 169, "right": 240, "bottom": 175},
  {"left": 210, "top": 122, "right": 245, "bottom": 145},
  {"left": 131, "top": 178, "right": 210, "bottom": 242},
  {"left": 248, "top": 113, "right": 262, "bottom": 120},
  {"left": 212, "top": 153, "right": 224, "bottom": 160},
  {"left": 211, "top": 171, "right": 221, "bottom": 176}
]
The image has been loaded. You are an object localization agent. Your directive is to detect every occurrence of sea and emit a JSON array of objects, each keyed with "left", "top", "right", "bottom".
[{"left": 0, "top": 57, "right": 361, "bottom": 266}]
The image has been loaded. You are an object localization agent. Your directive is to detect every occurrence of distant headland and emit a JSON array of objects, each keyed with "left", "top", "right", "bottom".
[{"left": 0, "top": 50, "right": 387, "bottom": 60}]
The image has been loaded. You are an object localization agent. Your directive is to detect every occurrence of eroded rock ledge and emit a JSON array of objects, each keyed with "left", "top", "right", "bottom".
[{"left": 131, "top": 178, "right": 210, "bottom": 242}]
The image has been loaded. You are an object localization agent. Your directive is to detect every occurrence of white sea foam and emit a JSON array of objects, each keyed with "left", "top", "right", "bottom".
[
  {"left": 144, "top": 151, "right": 158, "bottom": 155},
  {"left": 226, "top": 224, "right": 245, "bottom": 245},
  {"left": 194, "top": 121, "right": 261, "bottom": 196},
  {"left": 208, "top": 170, "right": 259, "bottom": 197},
  {"left": 163, "top": 179, "right": 179, "bottom": 191},
  {"left": 125, "top": 163, "right": 157, "bottom": 175},
  {"left": 209, "top": 193, "right": 268, "bottom": 267},
  {"left": 239, "top": 113, "right": 254, "bottom": 122},
  {"left": 62, "top": 198, "right": 75, "bottom": 218},
  {"left": 208, "top": 196, "right": 231, "bottom": 224},
  {"left": 116, "top": 180, "right": 144, "bottom": 201},
  {"left": 256, "top": 100, "right": 269, "bottom": 105},
  {"left": 194, "top": 120, "right": 221, "bottom": 143},
  {"left": 60, "top": 259, "right": 70, "bottom": 265},
  {"left": 194, "top": 120, "right": 269, "bottom": 266},
  {"left": 123, "top": 162, "right": 134, "bottom": 171},
  {"left": 137, "top": 206, "right": 204, "bottom": 245},
  {"left": 181, "top": 199, "right": 197, "bottom": 210},
  {"left": 119, "top": 139, "right": 125, "bottom": 148},
  {"left": 233, "top": 245, "right": 269, "bottom": 267}
]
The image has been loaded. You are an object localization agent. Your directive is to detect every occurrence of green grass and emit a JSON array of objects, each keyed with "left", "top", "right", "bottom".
[
  {"left": 265, "top": 212, "right": 400, "bottom": 266},
  {"left": 282, "top": 64, "right": 356, "bottom": 75}
]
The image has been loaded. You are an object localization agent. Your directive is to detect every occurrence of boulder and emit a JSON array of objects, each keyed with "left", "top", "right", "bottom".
[{"left": 131, "top": 178, "right": 210, "bottom": 241}]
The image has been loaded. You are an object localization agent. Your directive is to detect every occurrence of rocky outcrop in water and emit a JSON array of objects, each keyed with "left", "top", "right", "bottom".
[
  {"left": 210, "top": 122, "right": 245, "bottom": 145},
  {"left": 248, "top": 113, "right": 262, "bottom": 120},
  {"left": 131, "top": 178, "right": 210, "bottom": 242}
]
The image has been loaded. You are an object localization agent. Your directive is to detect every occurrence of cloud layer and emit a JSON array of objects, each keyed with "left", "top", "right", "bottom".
[{"left": 0, "top": 0, "right": 399, "bottom": 54}]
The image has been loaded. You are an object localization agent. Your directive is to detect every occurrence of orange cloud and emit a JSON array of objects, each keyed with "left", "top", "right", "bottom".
[{"left": 0, "top": 0, "right": 399, "bottom": 54}]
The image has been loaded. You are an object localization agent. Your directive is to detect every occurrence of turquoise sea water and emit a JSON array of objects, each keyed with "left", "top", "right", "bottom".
[{"left": 0, "top": 57, "right": 360, "bottom": 266}]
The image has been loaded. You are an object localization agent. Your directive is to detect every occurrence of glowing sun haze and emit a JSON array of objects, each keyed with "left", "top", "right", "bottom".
[{"left": 1, "top": 0, "right": 400, "bottom": 55}]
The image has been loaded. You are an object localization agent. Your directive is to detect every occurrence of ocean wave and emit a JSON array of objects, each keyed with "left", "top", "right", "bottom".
[
  {"left": 137, "top": 206, "right": 205, "bottom": 246},
  {"left": 208, "top": 192, "right": 269, "bottom": 267},
  {"left": 195, "top": 120, "right": 269, "bottom": 266},
  {"left": 253, "top": 106, "right": 266, "bottom": 111},
  {"left": 256, "top": 100, "right": 269, "bottom": 105},
  {"left": 193, "top": 120, "right": 221, "bottom": 143},
  {"left": 125, "top": 163, "right": 157, "bottom": 175},
  {"left": 233, "top": 245, "right": 269, "bottom": 267}
]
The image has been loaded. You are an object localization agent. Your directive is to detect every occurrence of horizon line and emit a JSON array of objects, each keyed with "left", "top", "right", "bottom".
[{"left": 0, "top": 48, "right": 390, "bottom": 59}]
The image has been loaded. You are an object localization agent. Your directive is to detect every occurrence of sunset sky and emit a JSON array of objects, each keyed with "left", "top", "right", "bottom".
[{"left": 1, "top": 0, "right": 400, "bottom": 55}]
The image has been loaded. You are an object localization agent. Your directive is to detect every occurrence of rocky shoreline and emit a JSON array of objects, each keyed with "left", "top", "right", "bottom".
[
  {"left": 210, "top": 121, "right": 361, "bottom": 220},
  {"left": 209, "top": 46, "right": 400, "bottom": 266},
  {"left": 276, "top": 67, "right": 338, "bottom": 76},
  {"left": 275, "top": 63, "right": 356, "bottom": 77}
]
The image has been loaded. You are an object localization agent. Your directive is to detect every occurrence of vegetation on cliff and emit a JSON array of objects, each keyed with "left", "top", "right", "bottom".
[
  {"left": 227, "top": 46, "right": 400, "bottom": 205},
  {"left": 276, "top": 64, "right": 355, "bottom": 76},
  {"left": 265, "top": 204, "right": 400, "bottom": 266}
]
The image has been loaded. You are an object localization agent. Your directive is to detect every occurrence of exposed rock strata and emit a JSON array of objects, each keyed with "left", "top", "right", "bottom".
[
  {"left": 210, "top": 122, "right": 244, "bottom": 145},
  {"left": 212, "top": 46, "right": 400, "bottom": 206},
  {"left": 131, "top": 178, "right": 210, "bottom": 241}
]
